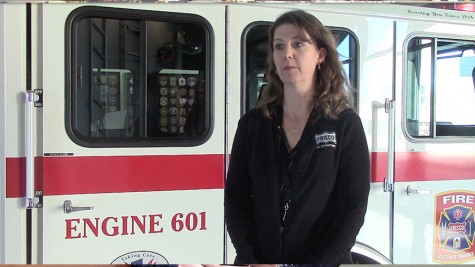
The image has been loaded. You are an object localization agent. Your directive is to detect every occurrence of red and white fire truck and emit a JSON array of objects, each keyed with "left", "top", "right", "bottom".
[{"left": 1, "top": 0, "right": 474, "bottom": 264}]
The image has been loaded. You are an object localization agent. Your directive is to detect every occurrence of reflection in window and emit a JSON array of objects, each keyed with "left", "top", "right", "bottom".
[
  {"left": 406, "top": 38, "right": 475, "bottom": 138},
  {"left": 69, "top": 9, "right": 210, "bottom": 146}
]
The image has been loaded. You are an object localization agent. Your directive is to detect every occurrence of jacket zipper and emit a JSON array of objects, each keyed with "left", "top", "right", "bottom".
[
  {"left": 282, "top": 200, "right": 290, "bottom": 223},
  {"left": 277, "top": 125, "right": 292, "bottom": 227}
]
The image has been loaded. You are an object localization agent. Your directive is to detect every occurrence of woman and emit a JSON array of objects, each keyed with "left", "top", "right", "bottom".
[{"left": 224, "top": 9, "right": 370, "bottom": 264}]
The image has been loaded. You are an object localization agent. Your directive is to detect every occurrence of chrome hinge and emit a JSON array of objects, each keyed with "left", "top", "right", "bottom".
[
  {"left": 383, "top": 177, "right": 393, "bottom": 192},
  {"left": 26, "top": 89, "right": 43, "bottom": 107},
  {"left": 34, "top": 89, "right": 43, "bottom": 107},
  {"left": 384, "top": 98, "right": 393, "bottom": 113},
  {"left": 25, "top": 190, "right": 42, "bottom": 209},
  {"left": 35, "top": 190, "right": 43, "bottom": 208}
]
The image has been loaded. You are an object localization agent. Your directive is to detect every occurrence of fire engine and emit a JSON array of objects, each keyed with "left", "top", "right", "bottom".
[{"left": 1, "top": 0, "right": 474, "bottom": 264}]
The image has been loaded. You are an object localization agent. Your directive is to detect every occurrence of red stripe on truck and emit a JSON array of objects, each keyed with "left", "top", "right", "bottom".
[
  {"left": 6, "top": 154, "right": 224, "bottom": 197},
  {"left": 371, "top": 152, "right": 475, "bottom": 182},
  {"left": 7, "top": 152, "right": 474, "bottom": 197}
]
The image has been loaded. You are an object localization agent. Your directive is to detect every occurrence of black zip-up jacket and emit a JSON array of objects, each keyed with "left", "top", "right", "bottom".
[{"left": 224, "top": 107, "right": 370, "bottom": 264}]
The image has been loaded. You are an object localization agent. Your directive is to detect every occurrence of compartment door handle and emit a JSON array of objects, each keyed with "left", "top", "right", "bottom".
[
  {"left": 64, "top": 200, "right": 94, "bottom": 213},
  {"left": 406, "top": 185, "right": 432, "bottom": 196}
]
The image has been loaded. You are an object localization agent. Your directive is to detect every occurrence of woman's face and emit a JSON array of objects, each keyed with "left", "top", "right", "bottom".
[{"left": 273, "top": 23, "right": 326, "bottom": 88}]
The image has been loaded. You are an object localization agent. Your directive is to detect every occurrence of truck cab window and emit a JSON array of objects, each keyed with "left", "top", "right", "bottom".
[
  {"left": 405, "top": 37, "right": 475, "bottom": 138},
  {"left": 67, "top": 8, "right": 212, "bottom": 147}
]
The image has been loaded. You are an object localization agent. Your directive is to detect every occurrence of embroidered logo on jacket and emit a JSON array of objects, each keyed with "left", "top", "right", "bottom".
[{"left": 314, "top": 132, "right": 337, "bottom": 148}]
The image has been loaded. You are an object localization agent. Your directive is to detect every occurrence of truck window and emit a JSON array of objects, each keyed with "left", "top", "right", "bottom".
[
  {"left": 405, "top": 37, "right": 475, "bottom": 138},
  {"left": 244, "top": 23, "right": 358, "bottom": 112},
  {"left": 66, "top": 7, "right": 212, "bottom": 147}
]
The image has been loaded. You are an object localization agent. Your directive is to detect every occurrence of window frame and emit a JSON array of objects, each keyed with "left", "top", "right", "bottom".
[
  {"left": 403, "top": 33, "right": 475, "bottom": 143},
  {"left": 65, "top": 6, "right": 214, "bottom": 148}
]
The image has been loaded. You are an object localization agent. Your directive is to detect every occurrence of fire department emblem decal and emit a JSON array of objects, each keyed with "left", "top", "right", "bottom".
[
  {"left": 434, "top": 191, "right": 475, "bottom": 263},
  {"left": 111, "top": 250, "right": 168, "bottom": 265}
]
